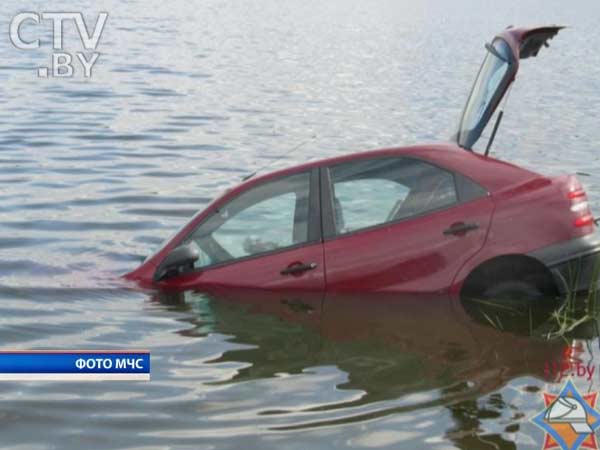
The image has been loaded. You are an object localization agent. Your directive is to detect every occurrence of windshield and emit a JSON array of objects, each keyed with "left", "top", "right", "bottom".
[{"left": 457, "top": 38, "right": 513, "bottom": 150}]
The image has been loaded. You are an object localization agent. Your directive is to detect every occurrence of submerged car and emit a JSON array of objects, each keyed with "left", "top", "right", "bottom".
[{"left": 126, "top": 25, "right": 600, "bottom": 300}]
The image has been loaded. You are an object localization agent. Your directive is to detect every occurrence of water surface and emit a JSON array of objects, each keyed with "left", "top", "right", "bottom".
[{"left": 1, "top": 0, "right": 600, "bottom": 448}]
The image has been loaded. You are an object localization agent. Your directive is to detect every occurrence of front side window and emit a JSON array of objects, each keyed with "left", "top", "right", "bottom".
[
  {"left": 328, "top": 157, "right": 457, "bottom": 235},
  {"left": 186, "top": 172, "right": 312, "bottom": 268}
]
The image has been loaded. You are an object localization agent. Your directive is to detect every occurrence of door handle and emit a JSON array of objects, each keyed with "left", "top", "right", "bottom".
[
  {"left": 443, "top": 222, "right": 479, "bottom": 236},
  {"left": 280, "top": 262, "right": 317, "bottom": 275}
]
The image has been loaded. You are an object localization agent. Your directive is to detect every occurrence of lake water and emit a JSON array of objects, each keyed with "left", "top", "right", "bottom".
[{"left": 1, "top": 0, "right": 600, "bottom": 448}]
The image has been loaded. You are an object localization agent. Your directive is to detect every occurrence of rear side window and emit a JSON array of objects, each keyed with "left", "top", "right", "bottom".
[
  {"left": 327, "top": 157, "right": 457, "bottom": 235},
  {"left": 456, "top": 173, "right": 488, "bottom": 202}
]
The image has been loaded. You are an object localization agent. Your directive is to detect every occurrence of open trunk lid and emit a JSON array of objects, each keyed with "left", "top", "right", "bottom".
[{"left": 455, "top": 26, "right": 563, "bottom": 152}]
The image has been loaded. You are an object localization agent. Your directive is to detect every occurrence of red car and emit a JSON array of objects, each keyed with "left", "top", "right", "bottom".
[{"left": 126, "top": 25, "right": 600, "bottom": 300}]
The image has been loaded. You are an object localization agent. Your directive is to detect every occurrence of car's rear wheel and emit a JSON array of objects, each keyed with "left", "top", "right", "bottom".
[
  {"left": 462, "top": 279, "right": 556, "bottom": 335},
  {"left": 482, "top": 279, "right": 545, "bottom": 304},
  {"left": 461, "top": 255, "right": 559, "bottom": 304},
  {"left": 460, "top": 256, "right": 560, "bottom": 334}
]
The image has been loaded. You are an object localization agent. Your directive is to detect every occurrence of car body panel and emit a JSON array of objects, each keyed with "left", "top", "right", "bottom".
[
  {"left": 126, "top": 143, "right": 585, "bottom": 295},
  {"left": 321, "top": 195, "right": 494, "bottom": 293},
  {"left": 449, "top": 174, "right": 598, "bottom": 296},
  {"left": 155, "top": 242, "right": 326, "bottom": 292},
  {"left": 125, "top": 142, "right": 599, "bottom": 296},
  {"left": 528, "top": 230, "right": 600, "bottom": 294}
]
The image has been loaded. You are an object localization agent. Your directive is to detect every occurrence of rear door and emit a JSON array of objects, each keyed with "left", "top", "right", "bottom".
[
  {"left": 158, "top": 169, "right": 325, "bottom": 292},
  {"left": 321, "top": 156, "right": 494, "bottom": 293}
]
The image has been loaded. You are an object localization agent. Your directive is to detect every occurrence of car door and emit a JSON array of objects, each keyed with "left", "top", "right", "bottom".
[
  {"left": 320, "top": 155, "right": 494, "bottom": 293},
  {"left": 157, "top": 169, "right": 325, "bottom": 292}
]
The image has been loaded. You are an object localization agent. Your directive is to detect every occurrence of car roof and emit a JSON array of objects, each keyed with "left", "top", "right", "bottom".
[{"left": 235, "top": 143, "right": 541, "bottom": 196}]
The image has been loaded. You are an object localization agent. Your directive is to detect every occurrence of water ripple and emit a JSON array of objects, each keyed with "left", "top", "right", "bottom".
[{"left": 1, "top": 0, "right": 600, "bottom": 448}]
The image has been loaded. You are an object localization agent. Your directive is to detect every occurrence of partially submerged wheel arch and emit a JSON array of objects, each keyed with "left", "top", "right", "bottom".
[{"left": 460, "top": 254, "right": 559, "bottom": 299}]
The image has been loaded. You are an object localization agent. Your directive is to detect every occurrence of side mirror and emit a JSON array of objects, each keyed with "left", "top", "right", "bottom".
[{"left": 153, "top": 243, "right": 199, "bottom": 282}]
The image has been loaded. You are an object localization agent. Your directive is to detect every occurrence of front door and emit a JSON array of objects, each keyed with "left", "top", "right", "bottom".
[
  {"left": 158, "top": 170, "right": 325, "bottom": 292},
  {"left": 320, "top": 156, "right": 494, "bottom": 293}
]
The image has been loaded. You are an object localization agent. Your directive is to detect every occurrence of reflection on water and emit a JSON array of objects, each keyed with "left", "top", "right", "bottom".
[
  {"left": 2, "top": 0, "right": 600, "bottom": 448},
  {"left": 1, "top": 282, "right": 597, "bottom": 449},
  {"left": 153, "top": 288, "right": 590, "bottom": 446}
]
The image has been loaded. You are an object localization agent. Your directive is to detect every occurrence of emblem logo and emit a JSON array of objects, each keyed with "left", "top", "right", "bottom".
[{"left": 531, "top": 379, "right": 600, "bottom": 450}]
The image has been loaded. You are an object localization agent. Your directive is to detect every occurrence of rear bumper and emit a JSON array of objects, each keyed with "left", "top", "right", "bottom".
[{"left": 529, "top": 230, "right": 600, "bottom": 295}]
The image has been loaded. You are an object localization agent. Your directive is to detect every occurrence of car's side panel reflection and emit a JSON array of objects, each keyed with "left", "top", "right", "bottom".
[{"left": 154, "top": 288, "right": 571, "bottom": 397}]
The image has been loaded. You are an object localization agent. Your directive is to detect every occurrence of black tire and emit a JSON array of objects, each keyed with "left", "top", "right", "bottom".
[
  {"left": 460, "top": 257, "right": 562, "bottom": 334},
  {"left": 483, "top": 279, "right": 545, "bottom": 304}
]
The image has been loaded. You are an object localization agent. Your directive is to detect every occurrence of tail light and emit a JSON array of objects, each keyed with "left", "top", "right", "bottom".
[{"left": 566, "top": 176, "right": 594, "bottom": 228}]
